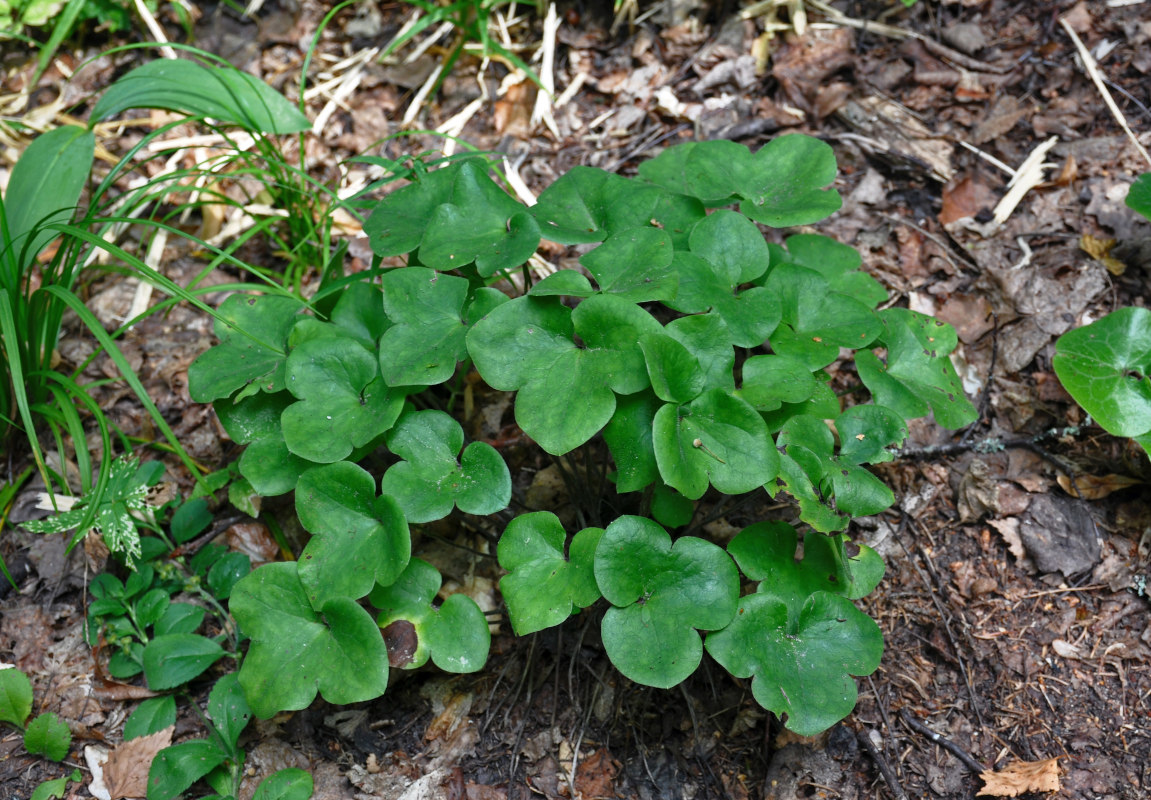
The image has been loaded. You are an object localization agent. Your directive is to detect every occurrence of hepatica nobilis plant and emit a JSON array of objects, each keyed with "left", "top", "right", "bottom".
[{"left": 189, "top": 135, "right": 976, "bottom": 736}]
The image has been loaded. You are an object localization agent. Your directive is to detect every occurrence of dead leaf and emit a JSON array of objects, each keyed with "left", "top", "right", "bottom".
[
  {"left": 940, "top": 175, "right": 998, "bottom": 225},
  {"left": 1057, "top": 472, "right": 1144, "bottom": 499},
  {"left": 104, "top": 727, "right": 173, "bottom": 800},
  {"left": 1079, "top": 234, "right": 1125, "bottom": 275},
  {"left": 977, "top": 758, "right": 1062, "bottom": 796},
  {"left": 575, "top": 748, "right": 620, "bottom": 800}
]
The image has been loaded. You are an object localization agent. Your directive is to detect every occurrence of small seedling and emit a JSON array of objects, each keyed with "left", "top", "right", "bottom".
[{"left": 0, "top": 666, "right": 72, "bottom": 761}]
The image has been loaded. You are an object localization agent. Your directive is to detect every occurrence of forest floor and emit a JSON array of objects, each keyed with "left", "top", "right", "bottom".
[{"left": 2, "top": 0, "right": 1151, "bottom": 798}]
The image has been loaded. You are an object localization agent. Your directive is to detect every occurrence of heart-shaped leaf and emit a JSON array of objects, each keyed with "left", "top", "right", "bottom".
[
  {"left": 737, "top": 134, "right": 842, "bottom": 226},
  {"left": 856, "top": 308, "right": 976, "bottom": 429},
  {"left": 771, "top": 234, "right": 887, "bottom": 308},
  {"left": 380, "top": 409, "right": 511, "bottom": 522},
  {"left": 705, "top": 591, "right": 882, "bottom": 736},
  {"left": 653, "top": 388, "right": 777, "bottom": 500},
  {"left": 188, "top": 294, "right": 304, "bottom": 403},
  {"left": 295, "top": 462, "right": 411, "bottom": 608},
  {"left": 379, "top": 268, "right": 471, "bottom": 387},
  {"left": 215, "top": 391, "right": 315, "bottom": 496},
  {"left": 468, "top": 294, "right": 661, "bottom": 454},
  {"left": 281, "top": 335, "right": 403, "bottom": 463},
  {"left": 738, "top": 354, "right": 818, "bottom": 412},
  {"left": 666, "top": 252, "right": 781, "bottom": 347},
  {"left": 231, "top": 562, "right": 390, "bottom": 718},
  {"left": 637, "top": 139, "right": 750, "bottom": 206},
  {"left": 580, "top": 227, "right": 678, "bottom": 302},
  {"left": 497, "top": 512, "right": 603, "bottom": 634},
  {"left": 595, "top": 516, "right": 739, "bottom": 688},
  {"left": 688, "top": 209, "right": 770, "bottom": 284},
  {"left": 370, "top": 559, "right": 490, "bottom": 672},
  {"left": 364, "top": 162, "right": 458, "bottom": 256},
  {"left": 1053, "top": 306, "right": 1151, "bottom": 439}
]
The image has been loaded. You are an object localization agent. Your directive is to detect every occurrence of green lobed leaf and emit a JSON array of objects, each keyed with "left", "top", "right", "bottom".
[
  {"left": 230, "top": 562, "right": 390, "bottom": 718},
  {"left": 468, "top": 294, "right": 661, "bottom": 454},
  {"left": 771, "top": 234, "right": 887, "bottom": 308},
  {"left": 652, "top": 388, "right": 777, "bottom": 500},
  {"left": 417, "top": 161, "right": 541, "bottom": 276},
  {"left": 294, "top": 462, "right": 411, "bottom": 608},
  {"left": 664, "top": 313, "right": 735, "bottom": 394},
  {"left": 2, "top": 125, "right": 94, "bottom": 267},
  {"left": 380, "top": 409, "right": 511, "bottom": 522},
  {"left": 638, "top": 139, "right": 750, "bottom": 206},
  {"left": 738, "top": 354, "right": 818, "bottom": 412},
  {"left": 252, "top": 768, "right": 314, "bottom": 800},
  {"left": 1053, "top": 306, "right": 1151, "bottom": 438},
  {"left": 330, "top": 281, "right": 390, "bottom": 348},
  {"left": 379, "top": 268, "right": 470, "bottom": 387},
  {"left": 835, "top": 405, "right": 908, "bottom": 465},
  {"left": 24, "top": 712, "right": 71, "bottom": 761},
  {"left": 737, "top": 134, "right": 842, "bottom": 227},
  {"left": 0, "top": 667, "right": 33, "bottom": 729},
  {"left": 371, "top": 559, "right": 490, "bottom": 673},
  {"left": 142, "top": 634, "right": 225, "bottom": 691},
  {"left": 603, "top": 390, "right": 661, "bottom": 493},
  {"left": 579, "top": 227, "right": 678, "bottom": 302},
  {"left": 148, "top": 739, "right": 228, "bottom": 800},
  {"left": 665, "top": 252, "right": 781, "bottom": 348},
  {"left": 594, "top": 516, "right": 739, "bottom": 688},
  {"left": 497, "top": 512, "right": 603, "bottom": 635},
  {"left": 281, "top": 335, "right": 403, "bottom": 463},
  {"left": 528, "top": 269, "right": 595, "bottom": 298},
  {"left": 856, "top": 308, "right": 977, "bottom": 429},
  {"left": 364, "top": 161, "right": 458, "bottom": 256},
  {"left": 687, "top": 208, "right": 770, "bottom": 284},
  {"left": 704, "top": 591, "right": 882, "bottom": 737},
  {"left": 91, "top": 58, "right": 311, "bottom": 134},
  {"left": 188, "top": 294, "right": 304, "bottom": 403}
]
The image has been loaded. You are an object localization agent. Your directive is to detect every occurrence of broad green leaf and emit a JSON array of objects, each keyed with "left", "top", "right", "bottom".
[
  {"left": 727, "top": 522, "right": 885, "bottom": 617},
  {"left": 281, "top": 336, "right": 403, "bottom": 463},
  {"left": 603, "top": 390, "right": 661, "bottom": 493},
  {"left": 379, "top": 268, "right": 470, "bottom": 386},
  {"left": 835, "top": 405, "right": 907, "bottom": 464},
  {"left": 761, "top": 379, "right": 840, "bottom": 433},
  {"left": 371, "top": 559, "right": 490, "bottom": 672},
  {"left": 638, "top": 139, "right": 750, "bottom": 205},
  {"left": 1127, "top": 172, "right": 1151, "bottom": 221},
  {"left": 364, "top": 162, "right": 458, "bottom": 256},
  {"left": 739, "top": 355, "right": 818, "bottom": 412},
  {"left": 252, "top": 769, "right": 314, "bottom": 800},
  {"left": 857, "top": 308, "right": 977, "bottom": 429},
  {"left": 0, "top": 667, "right": 32, "bottom": 728},
  {"left": 170, "top": 498, "right": 211, "bottom": 544},
  {"left": 294, "top": 462, "right": 410, "bottom": 608},
  {"left": 239, "top": 429, "right": 314, "bottom": 497},
  {"left": 148, "top": 739, "right": 228, "bottom": 800},
  {"left": 155, "top": 603, "right": 205, "bottom": 636},
  {"left": 652, "top": 388, "right": 777, "bottom": 500},
  {"left": 142, "top": 634, "right": 225, "bottom": 691},
  {"left": 468, "top": 294, "right": 661, "bottom": 454},
  {"left": 497, "top": 512, "right": 603, "bottom": 634},
  {"left": 231, "top": 562, "right": 390, "bottom": 718},
  {"left": 640, "top": 333, "right": 706, "bottom": 405},
  {"left": 30, "top": 771, "right": 75, "bottom": 800},
  {"left": 124, "top": 695, "right": 176, "bottom": 740},
  {"left": 594, "top": 516, "right": 738, "bottom": 688},
  {"left": 650, "top": 483, "right": 694, "bottom": 528},
  {"left": 664, "top": 313, "right": 735, "bottom": 393},
  {"left": 329, "top": 280, "right": 390, "bottom": 347},
  {"left": 418, "top": 162, "right": 541, "bottom": 276},
  {"left": 1053, "top": 306, "right": 1151, "bottom": 438},
  {"left": 688, "top": 209, "right": 770, "bottom": 284},
  {"left": 579, "top": 227, "right": 678, "bottom": 302},
  {"left": 187, "top": 294, "right": 304, "bottom": 403},
  {"left": 772, "top": 234, "right": 886, "bottom": 307},
  {"left": 530, "top": 166, "right": 690, "bottom": 243},
  {"left": 2, "top": 125, "right": 94, "bottom": 267},
  {"left": 738, "top": 134, "right": 842, "bottom": 226},
  {"left": 207, "top": 673, "right": 251, "bottom": 752},
  {"left": 666, "top": 252, "right": 780, "bottom": 347},
  {"left": 24, "top": 713, "right": 71, "bottom": 761},
  {"left": 705, "top": 592, "right": 882, "bottom": 736},
  {"left": 380, "top": 410, "right": 511, "bottom": 522},
  {"left": 765, "top": 262, "right": 882, "bottom": 370},
  {"left": 135, "top": 589, "right": 170, "bottom": 628},
  {"left": 213, "top": 390, "right": 292, "bottom": 444},
  {"left": 528, "top": 269, "right": 595, "bottom": 298},
  {"left": 207, "top": 552, "right": 251, "bottom": 599},
  {"left": 91, "top": 58, "right": 310, "bottom": 134}
]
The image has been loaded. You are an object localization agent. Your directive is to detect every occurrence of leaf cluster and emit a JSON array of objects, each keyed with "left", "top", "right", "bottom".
[
  {"left": 188, "top": 135, "right": 977, "bottom": 734},
  {"left": 0, "top": 666, "right": 72, "bottom": 762}
]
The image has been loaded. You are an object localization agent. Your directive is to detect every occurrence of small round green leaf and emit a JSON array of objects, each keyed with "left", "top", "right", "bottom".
[
  {"left": 594, "top": 516, "right": 739, "bottom": 688},
  {"left": 1053, "top": 306, "right": 1151, "bottom": 438},
  {"left": 705, "top": 592, "right": 882, "bottom": 737},
  {"left": 231, "top": 562, "right": 390, "bottom": 718},
  {"left": 497, "top": 512, "right": 604, "bottom": 634},
  {"left": 688, "top": 209, "right": 770, "bottom": 284},
  {"left": 24, "top": 712, "right": 71, "bottom": 761}
]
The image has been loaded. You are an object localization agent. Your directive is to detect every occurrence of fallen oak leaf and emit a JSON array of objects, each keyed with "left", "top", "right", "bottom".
[
  {"left": 104, "top": 726, "right": 173, "bottom": 800},
  {"left": 977, "top": 757, "right": 1061, "bottom": 797},
  {"left": 1057, "top": 471, "right": 1144, "bottom": 500}
]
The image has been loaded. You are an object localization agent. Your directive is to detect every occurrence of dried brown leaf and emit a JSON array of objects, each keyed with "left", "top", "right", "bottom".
[
  {"left": 104, "top": 726, "right": 173, "bottom": 800},
  {"left": 977, "top": 757, "right": 1061, "bottom": 796},
  {"left": 1058, "top": 472, "right": 1144, "bottom": 499},
  {"left": 1079, "top": 234, "right": 1126, "bottom": 275}
]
